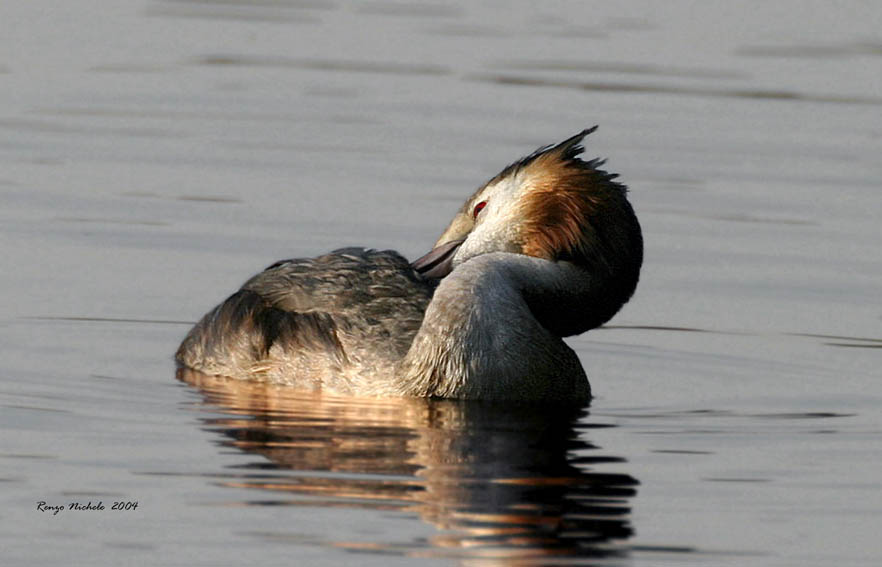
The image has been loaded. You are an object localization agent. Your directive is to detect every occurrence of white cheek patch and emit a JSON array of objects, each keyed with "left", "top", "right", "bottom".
[{"left": 451, "top": 172, "right": 535, "bottom": 266}]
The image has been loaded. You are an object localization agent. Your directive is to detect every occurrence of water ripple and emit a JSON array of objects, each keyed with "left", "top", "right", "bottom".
[
  {"left": 192, "top": 54, "right": 451, "bottom": 76},
  {"left": 475, "top": 74, "right": 882, "bottom": 106}
]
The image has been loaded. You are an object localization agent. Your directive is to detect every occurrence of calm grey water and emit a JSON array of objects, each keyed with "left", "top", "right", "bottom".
[{"left": 2, "top": 1, "right": 881, "bottom": 565}]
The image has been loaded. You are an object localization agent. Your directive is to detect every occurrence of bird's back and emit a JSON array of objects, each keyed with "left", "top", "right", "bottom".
[{"left": 176, "top": 248, "right": 436, "bottom": 393}]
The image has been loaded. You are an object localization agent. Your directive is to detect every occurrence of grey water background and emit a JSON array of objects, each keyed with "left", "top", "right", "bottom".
[{"left": 1, "top": 1, "right": 881, "bottom": 565}]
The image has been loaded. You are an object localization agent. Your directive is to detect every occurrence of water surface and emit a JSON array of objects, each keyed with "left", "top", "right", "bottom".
[{"left": 1, "top": 1, "right": 880, "bottom": 565}]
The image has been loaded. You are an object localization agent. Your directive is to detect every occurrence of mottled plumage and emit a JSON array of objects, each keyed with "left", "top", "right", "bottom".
[{"left": 177, "top": 249, "right": 434, "bottom": 393}]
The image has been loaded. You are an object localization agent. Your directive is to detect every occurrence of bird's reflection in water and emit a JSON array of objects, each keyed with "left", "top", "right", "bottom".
[{"left": 178, "top": 368, "right": 638, "bottom": 563}]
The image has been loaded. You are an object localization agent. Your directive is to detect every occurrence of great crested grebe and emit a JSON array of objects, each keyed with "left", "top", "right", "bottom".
[{"left": 176, "top": 127, "right": 643, "bottom": 402}]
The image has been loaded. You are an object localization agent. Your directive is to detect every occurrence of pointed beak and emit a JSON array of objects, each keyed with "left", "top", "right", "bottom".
[{"left": 411, "top": 238, "right": 464, "bottom": 279}]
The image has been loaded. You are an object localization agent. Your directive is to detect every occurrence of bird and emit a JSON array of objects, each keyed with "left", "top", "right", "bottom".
[{"left": 176, "top": 127, "right": 643, "bottom": 403}]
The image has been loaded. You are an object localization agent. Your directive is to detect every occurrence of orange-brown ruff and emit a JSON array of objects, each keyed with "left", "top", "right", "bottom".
[{"left": 176, "top": 127, "right": 643, "bottom": 402}]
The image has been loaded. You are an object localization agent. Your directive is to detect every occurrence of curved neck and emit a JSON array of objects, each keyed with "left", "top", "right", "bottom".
[{"left": 397, "top": 253, "right": 591, "bottom": 402}]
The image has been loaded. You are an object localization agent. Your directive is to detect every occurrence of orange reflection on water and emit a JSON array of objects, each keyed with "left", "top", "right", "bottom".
[{"left": 178, "top": 368, "right": 637, "bottom": 563}]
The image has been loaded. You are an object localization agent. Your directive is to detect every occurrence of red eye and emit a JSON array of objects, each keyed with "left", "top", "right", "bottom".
[{"left": 473, "top": 201, "right": 487, "bottom": 219}]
